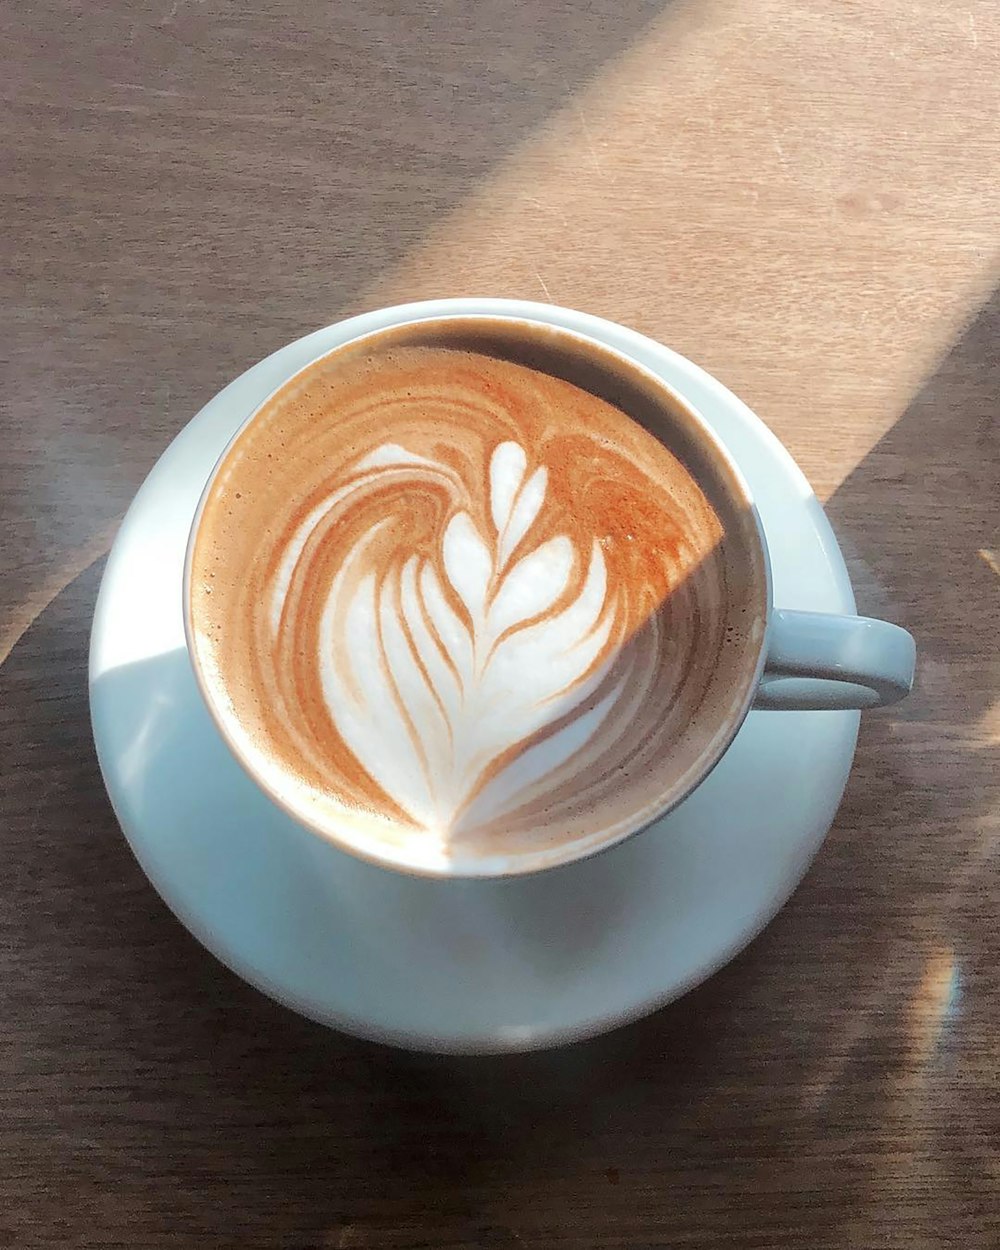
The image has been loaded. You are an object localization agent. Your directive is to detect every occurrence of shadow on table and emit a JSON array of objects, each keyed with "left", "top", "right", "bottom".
[
  {"left": 4, "top": 0, "right": 676, "bottom": 667},
  {"left": 2, "top": 289, "right": 998, "bottom": 1246}
]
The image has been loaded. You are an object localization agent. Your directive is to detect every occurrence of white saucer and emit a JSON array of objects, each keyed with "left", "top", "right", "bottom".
[{"left": 90, "top": 300, "right": 858, "bottom": 1053}]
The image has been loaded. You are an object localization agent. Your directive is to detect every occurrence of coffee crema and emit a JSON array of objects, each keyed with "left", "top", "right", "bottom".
[{"left": 188, "top": 321, "right": 762, "bottom": 871}]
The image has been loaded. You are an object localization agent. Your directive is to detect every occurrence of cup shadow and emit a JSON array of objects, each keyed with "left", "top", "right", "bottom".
[
  {"left": 814, "top": 283, "right": 1000, "bottom": 959},
  {"left": 91, "top": 638, "right": 658, "bottom": 1012},
  {"left": 703, "top": 284, "right": 1000, "bottom": 1244}
]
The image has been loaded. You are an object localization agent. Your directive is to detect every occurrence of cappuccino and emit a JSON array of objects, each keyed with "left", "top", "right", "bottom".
[{"left": 187, "top": 319, "right": 764, "bottom": 870}]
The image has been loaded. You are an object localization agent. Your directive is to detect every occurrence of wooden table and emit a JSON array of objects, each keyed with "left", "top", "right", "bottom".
[{"left": 3, "top": 1, "right": 998, "bottom": 1245}]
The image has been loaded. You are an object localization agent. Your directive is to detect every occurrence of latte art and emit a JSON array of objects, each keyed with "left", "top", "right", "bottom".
[
  {"left": 288, "top": 438, "right": 652, "bottom": 832},
  {"left": 189, "top": 326, "right": 752, "bottom": 870}
]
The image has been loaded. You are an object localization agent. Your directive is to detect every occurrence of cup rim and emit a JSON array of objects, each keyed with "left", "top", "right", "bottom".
[{"left": 183, "top": 308, "right": 773, "bottom": 878}]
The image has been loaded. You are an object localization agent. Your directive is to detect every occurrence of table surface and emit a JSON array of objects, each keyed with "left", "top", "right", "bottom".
[{"left": 3, "top": 1, "right": 998, "bottom": 1246}]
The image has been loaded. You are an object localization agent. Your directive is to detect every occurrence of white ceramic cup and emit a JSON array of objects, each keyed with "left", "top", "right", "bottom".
[{"left": 184, "top": 303, "right": 915, "bottom": 877}]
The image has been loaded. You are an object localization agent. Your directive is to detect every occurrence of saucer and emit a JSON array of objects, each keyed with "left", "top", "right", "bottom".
[{"left": 90, "top": 300, "right": 858, "bottom": 1053}]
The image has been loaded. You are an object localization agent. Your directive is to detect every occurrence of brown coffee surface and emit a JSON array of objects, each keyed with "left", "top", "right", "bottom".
[{"left": 188, "top": 322, "right": 763, "bottom": 869}]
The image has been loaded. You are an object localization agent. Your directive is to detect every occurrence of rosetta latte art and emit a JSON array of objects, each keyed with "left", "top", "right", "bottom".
[
  {"left": 277, "top": 439, "right": 651, "bottom": 833},
  {"left": 190, "top": 339, "right": 731, "bottom": 860}
]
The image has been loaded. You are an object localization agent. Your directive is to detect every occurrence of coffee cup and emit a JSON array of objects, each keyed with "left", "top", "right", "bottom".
[{"left": 184, "top": 305, "right": 915, "bottom": 878}]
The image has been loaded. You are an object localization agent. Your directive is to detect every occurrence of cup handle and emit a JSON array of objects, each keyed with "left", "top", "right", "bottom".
[{"left": 755, "top": 608, "right": 916, "bottom": 710}]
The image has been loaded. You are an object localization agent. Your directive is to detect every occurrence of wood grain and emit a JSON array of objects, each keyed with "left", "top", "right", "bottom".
[{"left": 2, "top": 1, "right": 998, "bottom": 1246}]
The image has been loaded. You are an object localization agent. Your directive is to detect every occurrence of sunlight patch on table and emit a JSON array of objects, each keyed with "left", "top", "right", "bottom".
[{"left": 361, "top": 0, "right": 1000, "bottom": 501}]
